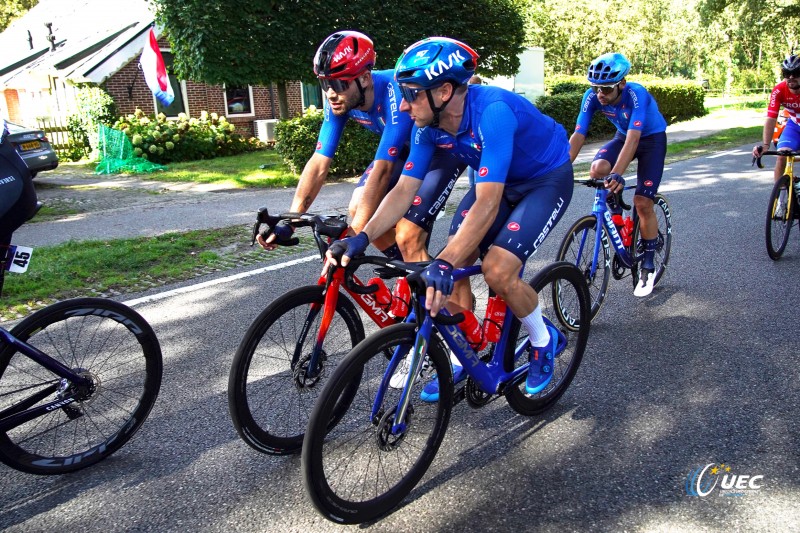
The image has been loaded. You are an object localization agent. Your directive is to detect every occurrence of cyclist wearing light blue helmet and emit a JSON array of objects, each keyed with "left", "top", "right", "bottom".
[
  {"left": 328, "top": 37, "right": 573, "bottom": 398},
  {"left": 569, "top": 52, "right": 667, "bottom": 297}
]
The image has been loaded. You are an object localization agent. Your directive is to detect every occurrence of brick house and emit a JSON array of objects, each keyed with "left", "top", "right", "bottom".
[{"left": 0, "top": 0, "right": 323, "bottom": 140}]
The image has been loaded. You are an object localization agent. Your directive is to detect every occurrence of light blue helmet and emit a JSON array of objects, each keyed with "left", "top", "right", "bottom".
[
  {"left": 587, "top": 53, "right": 631, "bottom": 84},
  {"left": 394, "top": 37, "right": 479, "bottom": 89}
]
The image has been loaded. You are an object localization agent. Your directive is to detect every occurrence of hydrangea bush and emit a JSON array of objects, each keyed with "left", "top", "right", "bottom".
[{"left": 111, "top": 109, "right": 264, "bottom": 164}]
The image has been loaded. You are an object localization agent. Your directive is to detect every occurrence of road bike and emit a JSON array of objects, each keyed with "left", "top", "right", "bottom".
[
  {"left": 228, "top": 208, "right": 457, "bottom": 455},
  {"left": 0, "top": 127, "right": 162, "bottom": 475},
  {"left": 756, "top": 149, "right": 800, "bottom": 260},
  {"left": 301, "top": 256, "right": 590, "bottom": 524},
  {"left": 555, "top": 178, "right": 672, "bottom": 324}
]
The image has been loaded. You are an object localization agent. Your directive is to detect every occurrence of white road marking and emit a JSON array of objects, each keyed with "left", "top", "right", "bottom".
[{"left": 123, "top": 254, "right": 319, "bottom": 306}]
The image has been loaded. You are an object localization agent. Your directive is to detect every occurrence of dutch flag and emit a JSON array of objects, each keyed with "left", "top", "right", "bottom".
[{"left": 140, "top": 27, "right": 174, "bottom": 107}]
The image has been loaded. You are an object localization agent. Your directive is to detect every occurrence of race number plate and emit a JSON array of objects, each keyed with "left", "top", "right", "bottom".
[{"left": 5, "top": 245, "right": 33, "bottom": 273}]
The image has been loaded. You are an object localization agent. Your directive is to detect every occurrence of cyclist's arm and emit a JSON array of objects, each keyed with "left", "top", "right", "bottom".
[
  {"left": 289, "top": 152, "right": 333, "bottom": 213},
  {"left": 350, "top": 159, "right": 395, "bottom": 233},
  {"left": 437, "top": 181, "right": 504, "bottom": 268},
  {"left": 761, "top": 116, "right": 778, "bottom": 148},
  {"left": 569, "top": 131, "right": 586, "bottom": 162}
]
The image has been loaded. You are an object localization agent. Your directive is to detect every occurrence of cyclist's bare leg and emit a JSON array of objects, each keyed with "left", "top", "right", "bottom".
[
  {"left": 589, "top": 159, "right": 612, "bottom": 180},
  {"left": 774, "top": 155, "right": 787, "bottom": 183},
  {"left": 480, "top": 246, "right": 537, "bottom": 319},
  {"left": 443, "top": 239, "right": 479, "bottom": 313},
  {"left": 349, "top": 186, "right": 396, "bottom": 250},
  {"left": 395, "top": 218, "right": 430, "bottom": 262},
  {"left": 634, "top": 195, "right": 657, "bottom": 240}
]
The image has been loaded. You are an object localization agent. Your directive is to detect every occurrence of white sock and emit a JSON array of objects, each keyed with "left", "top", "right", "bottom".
[{"left": 519, "top": 306, "right": 550, "bottom": 348}]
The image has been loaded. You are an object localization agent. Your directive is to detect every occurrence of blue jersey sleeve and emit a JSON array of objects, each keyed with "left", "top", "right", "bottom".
[
  {"left": 626, "top": 84, "right": 651, "bottom": 132},
  {"left": 574, "top": 89, "right": 597, "bottom": 135},
  {"left": 474, "top": 101, "right": 517, "bottom": 184},
  {"left": 315, "top": 99, "right": 346, "bottom": 158},
  {"left": 401, "top": 126, "right": 436, "bottom": 180}
]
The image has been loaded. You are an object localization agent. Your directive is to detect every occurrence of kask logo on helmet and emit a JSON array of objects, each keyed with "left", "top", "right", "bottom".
[
  {"left": 424, "top": 50, "right": 467, "bottom": 81},
  {"left": 333, "top": 46, "right": 353, "bottom": 64}
]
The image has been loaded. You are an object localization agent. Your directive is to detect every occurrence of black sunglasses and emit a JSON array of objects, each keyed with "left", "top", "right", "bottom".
[
  {"left": 398, "top": 84, "right": 427, "bottom": 103},
  {"left": 591, "top": 83, "right": 619, "bottom": 95},
  {"left": 782, "top": 68, "right": 800, "bottom": 79},
  {"left": 319, "top": 77, "right": 351, "bottom": 93}
]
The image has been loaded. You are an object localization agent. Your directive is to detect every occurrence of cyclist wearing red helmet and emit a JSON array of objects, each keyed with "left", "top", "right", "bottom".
[
  {"left": 752, "top": 54, "right": 800, "bottom": 217},
  {"left": 259, "top": 31, "right": 465, "bottom": 263}
]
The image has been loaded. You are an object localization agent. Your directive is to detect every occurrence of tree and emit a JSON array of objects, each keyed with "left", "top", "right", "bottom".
[
  {"left": 0, "top": 0, "right": 38, "bottom": 32},
  {"left": 152, "top": 0, "right": 526, "bottom": 118}
]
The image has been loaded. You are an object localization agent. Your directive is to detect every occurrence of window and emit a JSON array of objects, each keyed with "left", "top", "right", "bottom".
[
  {"left": 302, "top": 82, "right": 322, "bottom": 110},
  {"left": 155, "top": 52, "right": 188, "bottom": 117},
  {"left": 224, "top": 85, "right": 254, "bottom": 116}
]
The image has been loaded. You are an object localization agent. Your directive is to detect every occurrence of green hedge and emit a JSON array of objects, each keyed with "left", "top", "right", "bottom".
[
  {"left": 112, "top": 109, "right": 264, "bottom": 164},
  {"left": 275, "top": 106, "right": 378, "bottom": 178},
  {"left": 537, "top": 76, "right": 706, "bottom": 138}
]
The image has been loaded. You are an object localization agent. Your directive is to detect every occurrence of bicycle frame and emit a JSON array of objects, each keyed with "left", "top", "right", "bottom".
[
  {"left": 578, "top": 184, "right": 638, "bottom": 274},
  {"left": 376, "top": 265, "right": 530, "bottom": 435},
  {"left": 0, "top": 327, "right": 91, "bottom": 432}
]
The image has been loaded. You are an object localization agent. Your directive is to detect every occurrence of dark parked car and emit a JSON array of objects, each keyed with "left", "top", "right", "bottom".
[{"left": 4, "top": 121, "right": 58, "bottom": 177}]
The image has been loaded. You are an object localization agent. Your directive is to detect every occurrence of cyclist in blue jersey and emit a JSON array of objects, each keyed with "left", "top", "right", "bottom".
[
  {"left": 258, "top": 31, "right": 464, "bottom": 263},
  {"left": 568, "top": 52, "right": 668, "bottom": 297},
  {"left": 327, "top": 37, "right": 573, "bottom": 398}
]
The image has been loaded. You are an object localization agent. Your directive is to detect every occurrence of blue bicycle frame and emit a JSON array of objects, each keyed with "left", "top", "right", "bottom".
[
  {"left": 578, "top": 184, "right": 639, "bottom": 278},
  {"left": 374, "top": 264, "right": 531, "bottom": 435}
]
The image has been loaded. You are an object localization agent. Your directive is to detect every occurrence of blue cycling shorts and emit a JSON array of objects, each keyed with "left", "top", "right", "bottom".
[
  {"left": 357, "top": 149, "right": 466, "bottom": 234},
  {"left": 593, "top": 131, "right": 667, "bottom": 200},
  {"left": 777, "top": 119, "right": 800, "bottom": 151},
  {"left": 449, "top": 161, "right": 573, "bottom": 263}
]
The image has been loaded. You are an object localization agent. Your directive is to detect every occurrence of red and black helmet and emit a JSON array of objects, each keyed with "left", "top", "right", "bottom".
[{"left": 313, "top": 31, "right": 375, "bottom": 80}]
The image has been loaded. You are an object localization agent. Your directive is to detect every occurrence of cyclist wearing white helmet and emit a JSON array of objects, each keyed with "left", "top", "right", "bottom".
[
  {"left": 752, "top": 54, "right": 800, "bottom": 217},
  {"left": 568, "top": 52, "right": 668, "bottom": 297}
]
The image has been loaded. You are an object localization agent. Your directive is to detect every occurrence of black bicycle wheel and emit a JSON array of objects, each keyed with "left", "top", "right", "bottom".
[
  {"left": 302, "top": 323, "right": 452, "bottom": 524},
  {"left": 765, "top": 175, "right": 792, "bottom": 260},
  {"left": 631, "top": 194, "right": 673, "bottom": 288},
  {"left": 0, "top": 298, "right": 162, "bottom": 475},
  {"left": 556, "top": 215, "right": 610, "bottom": 326},
  {"left": 504, "top": 262, "right": 590, "bottom": 416},
  {"left": 228, "top": 284, "right": 364, "bottom": 455}
]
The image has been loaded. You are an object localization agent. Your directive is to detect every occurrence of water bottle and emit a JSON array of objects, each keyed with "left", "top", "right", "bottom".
[
  {"left": 367, "top": 277, "right": 392, "bottom": 309},
  {"left": 482, "top": 295, "right": 507, "bottom": 343},
  {"left": 390, "top": 277, "right": 411, "bottom": 318},
  {"left": 459, "top": 310, "right": 487, "bottom": 351},
  {"left": 621, "top": 214, "right": 634, "bottom": 247},
  {"left": 611, "top": 213, "right": 624, "bottom": 232}
]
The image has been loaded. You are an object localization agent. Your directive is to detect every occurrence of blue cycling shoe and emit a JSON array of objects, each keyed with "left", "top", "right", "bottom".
[
  {"left": 420, "top": 364, "right": 466, "bottom": 403},
  {"left": 525, "top": 325, "right": 566, "bottom": 395}
]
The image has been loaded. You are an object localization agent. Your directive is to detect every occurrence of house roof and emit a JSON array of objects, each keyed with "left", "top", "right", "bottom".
[{"left": 0, "top": 0, "right": 156, "bottom": 90}]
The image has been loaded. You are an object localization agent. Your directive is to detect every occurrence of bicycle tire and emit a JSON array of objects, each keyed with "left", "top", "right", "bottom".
[
  {"left": 0, "top": 298, "right": 162, "bottom": 475},
  {"left": 228, "top": 284, "right": 364, "bottom": 455},
  {"left": 556, "top": 215, "right": 610, "bottom": 326},
  {"left": 504, "top": 262, "right": 590, "bottom": 416},
  {"left": 765, "top": 175, "right": 792, "bottom": 260},
  {"left": 631, "top": 194, "right": 672, "bottom": 289},
  {"left": 302, "top": 323, "right": 452, "bottom": 524}
]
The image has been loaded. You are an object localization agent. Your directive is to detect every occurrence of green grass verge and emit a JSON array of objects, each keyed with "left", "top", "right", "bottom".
[{"left": 1, "top": 225, "right": 318, "bottom": 321}]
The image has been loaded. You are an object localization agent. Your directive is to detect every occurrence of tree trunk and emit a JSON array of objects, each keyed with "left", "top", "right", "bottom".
[{"left": 277, "top": 82, "right": 290, "bottom": 119}]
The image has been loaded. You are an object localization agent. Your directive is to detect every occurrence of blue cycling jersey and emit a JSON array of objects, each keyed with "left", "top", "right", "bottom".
[
  {"left": 575, "top": 82, "right": 667, "bottom": 137},
  {"left": 402, "top": 85, "right": 570, "bottom": 185},
  {"left": 316, "top": 70, "right": 411, "bottom": 162}
]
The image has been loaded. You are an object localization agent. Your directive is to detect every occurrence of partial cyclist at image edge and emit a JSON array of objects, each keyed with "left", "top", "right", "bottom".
[
  {"left": 752, "top": 53, "right": 800, "bottom": 218},
  {"left": 327, "top": 36, "right": 575, "bottom": 396},
  {"left": 258, "top": 30, "right": 465, "bottom": 263},
  {"left": 568, "top": 52, "right": 668, "bottom": 297}
]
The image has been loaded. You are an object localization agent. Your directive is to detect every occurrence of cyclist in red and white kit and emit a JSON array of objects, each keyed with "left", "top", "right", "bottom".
[{"left": 752, "top": 54, "right": 800, "bottom": 215}]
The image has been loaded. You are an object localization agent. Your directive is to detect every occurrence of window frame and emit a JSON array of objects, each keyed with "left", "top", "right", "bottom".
[{"left": 223, "top": 84, "right": 255, "bottom": 118}]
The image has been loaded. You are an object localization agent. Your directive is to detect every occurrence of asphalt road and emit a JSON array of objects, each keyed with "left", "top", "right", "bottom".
[{"left": 2, "top": 144, "right": 799, "bottom": 532}]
